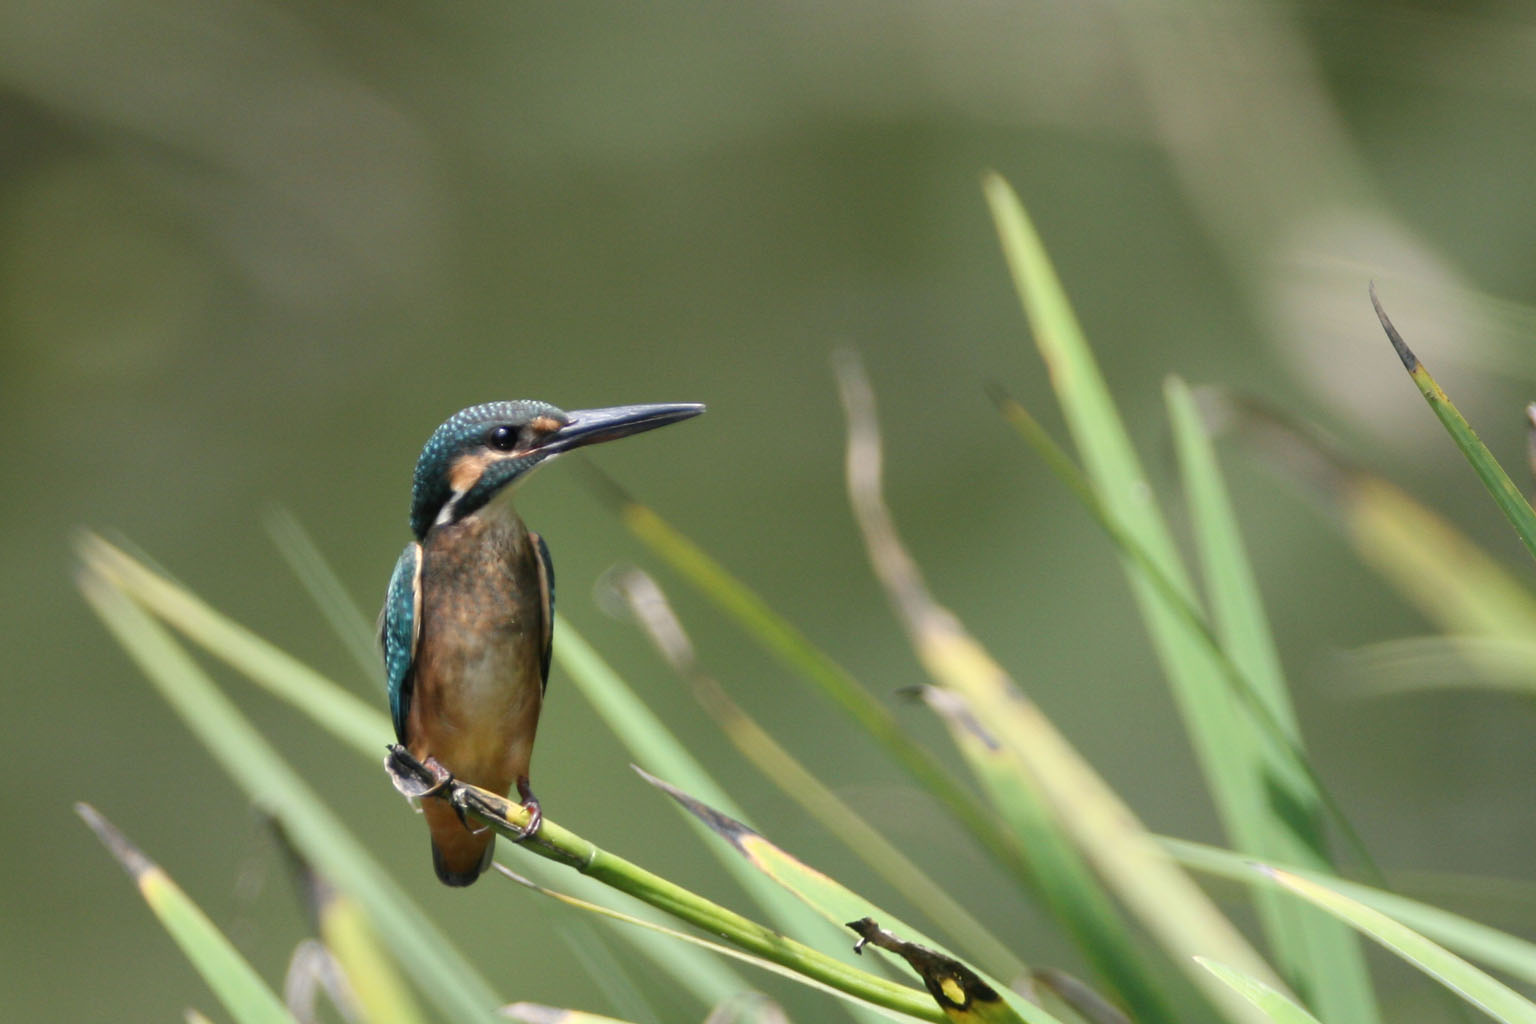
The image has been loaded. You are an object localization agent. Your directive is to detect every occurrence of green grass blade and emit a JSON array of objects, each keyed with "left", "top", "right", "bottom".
[
  {"left": 558, "top": 921, "right": 658, "bottom": 1024},
  {"left": 398, "top": 767, "right": 950, "bottom": 1023},
  {"left": 994, "top": 384, "right": 1381, "bottom": 891},
  {"left": 1194, "top": 960, "right": 1323, "bottom": 1024},
  {"left": 1166, "top": 375, "right": 1378, "bottom": 1022},
  {"left": 1346, "top": 635, "right": 1536, "bottom": 696},
  {"left": 76, "top": 804, "right": 299, "bottom": 1024},
  {"left": 704, "top": 995, "right": 791, "bottom": 1024},
  {"left": 918, "top": 688, "right": 1189, "bottom": 1024},
  {"left": 982, "top": 177, "right": 1353, "bottom": 1019},
  {"left": 80, "top": 533, "right": 386, "bottom": 756},
  {"left": 605, "top": 483, "right": 1023, "bottom": 880},
  {"left": 1263, "top": 866, "right": 1536, "bottom": 1024},
  {"left": 635, "top": 770, "right": 1060, "bottom": 1024},
  {"left": 607, "top": 566, "right": 1022, "bottom": 980},
  {"left": 1166, "top": 838, "right": 1536, "bottom": 988},
  {"left": 493, "top": 865, "right": 931, "bottom": 1023},
  {"left": 837, "top": 344, "right": 1279, "bottom": 1022},
  {"left": 551, "top": 614, "right": 883, "bottom": 1003},
  {"left": 77, "top": 568, "right": 506, "bottom": 1024},
  {"left": 263, "top": 505, "right": 380, "bottom": 682},
  {"left": 1215, "top": 396, "right": 1536, "bottom": 641},
  {"left": 1347, "top": 474, "right": 1536, "bottom": 639},
  {"left": 983, "top": 170, "right": 1280, "bottom": 856},
  {"left": 992, "top": 389, "right": 1371, "bottom": 868},
  {"left": 1165, "top": 376, "right": 1308, "bottom": 755},
  {"left": 1027, "top": 969, "right": 1132, "bottom": 1024},
  {"left": 983, "top": 171, "right": 1165, "bottom": 521},
  {"left": 918, "top": 672, "right": 1274, "bottom": 1023},
  {"left": 1370, "top": 285, "right": 1536, "bottom": 564},
  {"left": 983, "top": 171, "right": 1293, "bottom": 859},
  {"left": 302, "top": 869, "right": 429, "bottom": 1024},
  {"left": 530, "top": 863, "right": 752, "bottom": 1010}
]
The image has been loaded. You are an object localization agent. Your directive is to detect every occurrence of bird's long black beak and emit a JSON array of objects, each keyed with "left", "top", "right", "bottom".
[{"left": 534, "top": 402, "right": 705, "bottom": 457}]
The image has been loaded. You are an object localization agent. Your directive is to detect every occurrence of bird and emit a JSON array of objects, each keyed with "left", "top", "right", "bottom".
[{"left": 380, "top": 399, "right": 704, "bottom": 885}]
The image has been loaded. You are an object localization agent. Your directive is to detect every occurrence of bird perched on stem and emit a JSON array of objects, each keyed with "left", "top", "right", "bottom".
[{"left": 381, "top": 399, "right": 704, "bottom": 885}]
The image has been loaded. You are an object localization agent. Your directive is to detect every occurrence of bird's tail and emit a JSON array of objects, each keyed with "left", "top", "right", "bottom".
[{"left": 424, "top": 798, "right": 496, "bottom": 886}]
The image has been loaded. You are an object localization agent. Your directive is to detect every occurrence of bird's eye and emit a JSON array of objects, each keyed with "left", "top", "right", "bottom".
[{"left": 489, "top": 425, "right": 520, "bottom": 451}]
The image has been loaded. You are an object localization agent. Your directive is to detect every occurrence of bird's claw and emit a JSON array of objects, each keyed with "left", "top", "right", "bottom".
[
  {"left": 384, "top": 744, "right": 455, "bottom": 800},
  {"left": 511, "top": 778, "right": 542, "bottom": 843},
  {"left": 510, "top": 799, "right": 542, "bottom": 842},
  {"left": 446, "top": 787, "right": 491, "bottom": 835}
]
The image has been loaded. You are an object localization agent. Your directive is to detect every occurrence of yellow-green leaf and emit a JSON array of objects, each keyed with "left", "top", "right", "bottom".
[
  {"left": 1266, "top": 867, "right": 1536, "bottom": 1024},
  {"left": 1370, "top": 285, "right": 1536, "bottom": 565},
  {"left": 76, "top": 804, "right": 298, "bottom": 1024},
  {"left": 1194, "top": 959, "right": 1323, "bottom": 1024}
]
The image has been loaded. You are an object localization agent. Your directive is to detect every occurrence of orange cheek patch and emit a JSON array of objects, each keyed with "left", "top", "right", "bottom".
[
  {"left": 529, "top": 415, "right": 563, "bottom": 435},
  {"left": 449, "top": 453, "right": 492, "bottom": 494}
]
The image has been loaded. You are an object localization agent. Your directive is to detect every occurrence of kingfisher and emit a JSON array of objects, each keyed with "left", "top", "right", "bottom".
[{"left": 381, "top": 399, "right": 704, "bottom": 885}]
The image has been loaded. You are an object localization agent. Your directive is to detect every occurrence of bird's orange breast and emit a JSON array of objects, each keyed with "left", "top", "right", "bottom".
[{"left": 406, "top": 506, "right": 547, "bottom": 879}]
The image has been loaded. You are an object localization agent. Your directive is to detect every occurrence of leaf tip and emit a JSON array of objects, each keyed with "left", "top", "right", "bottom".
[
  {"left": 630, "top": 765, "right": 759, "bottom": 850},
  {"left": 983, "top": 379, "right": 1012, "bottom": 411},
  {"left": 1369, "top": 282, "right": 1419, "bottom": 373},
  {"left": 491, "top": 861, "right": 540, "bottom": 890},
  {"left": 76, "top": 802, "right": 154, "bottom": 881},
  {"left": 1163, "top": 372, "right": 1191, "bottom": 402},
  {"left": 979, "top": 169, "right": 1020, "bottom": 212}
]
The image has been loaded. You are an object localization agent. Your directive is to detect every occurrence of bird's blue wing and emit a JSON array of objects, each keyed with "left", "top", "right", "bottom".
[
  {"left": 380, "top": 542, "right": 422, "bottom": 742},
  {"left": 530, "top": 531, "right": 555, "bottom": 693}
]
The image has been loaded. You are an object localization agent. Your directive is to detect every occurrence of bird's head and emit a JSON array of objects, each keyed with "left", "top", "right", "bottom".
[{"left": 408, "top": 399, "right": 704, "bottom": 539}]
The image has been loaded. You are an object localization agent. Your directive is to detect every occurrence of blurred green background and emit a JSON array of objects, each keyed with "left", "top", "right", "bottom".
[{"left": 6, "top": 3, "right": 1536, "bottom": 1020}]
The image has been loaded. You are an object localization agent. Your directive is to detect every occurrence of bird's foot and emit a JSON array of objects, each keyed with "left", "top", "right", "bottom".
[
  {"left": 512, "top": 777, "right": 542, "bottom": 842},
  {"left": 446, "top": 787, "right": 492, "bottom": 835},
  {"left": 384, "top": 744, "right": 455, "bottom": 800},
  {"left": 442, "top": 776, "right": 538, "bottom": 839},
  {"left": 386, "top": 747, "right": 541, "bottom": 840}
]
